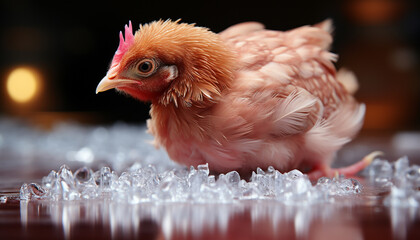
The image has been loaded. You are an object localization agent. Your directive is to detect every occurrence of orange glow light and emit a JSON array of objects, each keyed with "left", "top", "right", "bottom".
[{"left": 6, "top": 67, "right": 40, "bottom": 103}]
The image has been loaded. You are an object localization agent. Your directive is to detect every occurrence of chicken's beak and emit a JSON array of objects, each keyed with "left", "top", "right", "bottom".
[
  {"left": 96, "top": 75, "right": 117, "bottom": 93},
  {"left": 96, "top": 75, "right": 136, "bottom": 94}
]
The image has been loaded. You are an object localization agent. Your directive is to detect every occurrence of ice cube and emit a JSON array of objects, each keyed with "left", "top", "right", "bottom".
[
  {"left": 394, "top": 156, "right": 409, "bottom": 177},
  {"left": 208, "top": 175, "right": 216, "bottom": 184},
  {"left": 60, "top": 180, "right": 80, "bottom": 200},
  {"left": 404, "top": 165, "right": 420, "bottom": 188},
  {"left": 224, "top": 171, "right": 240, "bottom": 187},
  {"left": 316, "top": 176, "right": 363, "bottom": 196},
  {"left": 218, "top": 171, "right": 242, "bottom": 198},
  {"left": 80, "top": 183, "right": 99, "bottom": 199},
  {"left": 112, "top": 171, "right": 131, "bottom": 191},
  {"left": 256, "top": 167, "right": 265, "bottom": 175},
  {"left": 197, "top": 163, "right": 210, "bottom": 175},
  {"left": 286, "top": 169, "right": 304, "bottom": 179},
  {"left": 241, "top": 182, "right": 262, "bottom": 199},
  {"left": 73, "top": 167, "right": 98, "bottom": 199},
  {"left": 290, "top": 176, "right": 311, "bottom": 195},
  {"left": 188, "top": 169, "right": 209, "bottom": 195},
  {"left": 368, "top": 159, "right": 393, "bottom": 183},
  {"left": 335, "top": 178, "right": 362, "bottom": 195},
  {"left": 96, "top": 167, "right": 118, "bottom": 191},
  {"left": 267, "top": 166, "right": 276, "bottom": 175},
  {"left": 317, "top": 177, "right": 331, "bottom": 185},
  {"left": 58, "top": 165, "right": 75, "bottom": 186},
  {"left": 20, "top": 183, "right": 31, "bottom": 200},
  {"left": 173, "top": 167, "right": 189, "bottom": 179},
  {"left": 200, "top": 182, "right": 233, "bottom": 203},
  {"left": 74, "top": 166, "right": 94, "bottom": 184},
  {"left": 349, "top": 179, "right": 363, "bottom": 194},
  {"left": 251, "top": 169, "right": 277, "bottom": 197},
  {"left": 131, "top": 165, "right": 159, "bottom": 195},
  {"left": 20, "top": 183, "right": 46, "bottom": 200},
  {"left": 155, "top": 171, "right": 186, "bottom": 201},
  {"left": 42, "top": 170, "right": 58, "bottom": 189}
]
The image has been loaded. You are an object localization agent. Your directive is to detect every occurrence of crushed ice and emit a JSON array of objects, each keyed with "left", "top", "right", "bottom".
[
  {"left": 364, "top": 156, "right": 420, "bottom": 207},
  {"left": 20, "top": 163, "right": 362, "bottom": 204},
  {"left": 0, "top": 118, "right": 177, "bottom": 172},
  {"left": 2, "top": 118, "right": 418, "bottom": 205}
]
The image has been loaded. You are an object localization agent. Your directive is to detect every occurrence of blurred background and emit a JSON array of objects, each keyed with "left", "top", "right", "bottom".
[{"left": 1, "top": 0, "right": 419, "bottom": 131}]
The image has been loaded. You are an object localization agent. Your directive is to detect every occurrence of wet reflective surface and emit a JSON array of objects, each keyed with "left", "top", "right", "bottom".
[
  {"left": 1, "top": 119, "right": 420, "bottom": 239},
  {"left": 1, "top": 185, "right": 420, "bottom": 240}
]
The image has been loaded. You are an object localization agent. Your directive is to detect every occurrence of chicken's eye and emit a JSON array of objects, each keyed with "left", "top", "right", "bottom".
[{"left": 137, "top": 59, "right": 156, "bottom": 76}]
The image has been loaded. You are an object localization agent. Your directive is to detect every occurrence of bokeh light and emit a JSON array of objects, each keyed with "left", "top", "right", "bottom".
[{"left": 6, "top": 67, "right": 40, "bottom": 104}]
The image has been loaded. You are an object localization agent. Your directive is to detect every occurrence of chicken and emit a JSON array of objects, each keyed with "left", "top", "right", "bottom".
[{"left": 96, "top": 20, "right": 379, "bottom": 178}]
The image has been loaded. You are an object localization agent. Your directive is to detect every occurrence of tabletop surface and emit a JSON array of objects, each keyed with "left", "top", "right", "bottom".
[{"left": 0, "top": 119, "right": 419, "bottom": 240}]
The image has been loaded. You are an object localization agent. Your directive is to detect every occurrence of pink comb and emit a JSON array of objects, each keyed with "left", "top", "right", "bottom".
[{"left": 110, "top": 21, "right": 135, "bottom": 69}]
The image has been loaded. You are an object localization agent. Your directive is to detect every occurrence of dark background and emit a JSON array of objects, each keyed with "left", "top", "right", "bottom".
[{"left": 1, "top": 0, "right": 419, "bottom": 131}]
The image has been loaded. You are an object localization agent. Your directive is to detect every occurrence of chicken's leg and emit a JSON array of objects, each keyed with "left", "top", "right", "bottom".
[{"left": 307, "top": 151, "right": 383, "bottom": 180}]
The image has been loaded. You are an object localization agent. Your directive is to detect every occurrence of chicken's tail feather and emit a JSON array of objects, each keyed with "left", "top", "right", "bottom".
[
  {"left": 314, "top": 19, "right": 333, "bottom": 34},
  {"left": 337, "top": 68, "right": 359, "bottom": 95}
]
